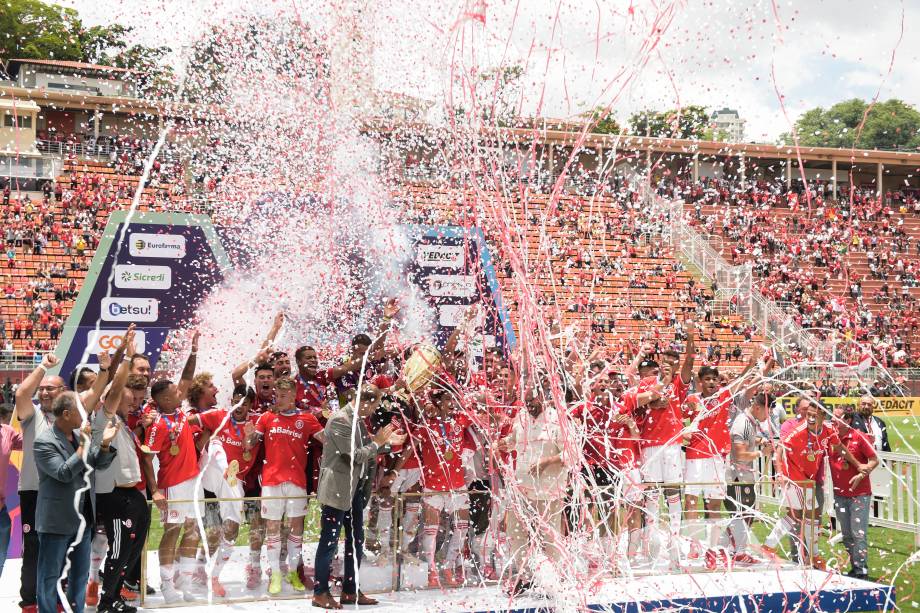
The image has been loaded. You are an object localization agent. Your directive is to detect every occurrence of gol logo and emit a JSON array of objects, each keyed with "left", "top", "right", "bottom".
[{"left": 97, "top": 334, "right": 127, "bottom": 350}]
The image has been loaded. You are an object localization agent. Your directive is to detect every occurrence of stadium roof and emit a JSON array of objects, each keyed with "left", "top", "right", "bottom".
[{"left": 6, "top": 58, "right": 129, "bottom": 78}]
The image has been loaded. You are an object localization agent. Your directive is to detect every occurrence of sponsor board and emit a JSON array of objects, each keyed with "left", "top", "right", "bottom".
[
  {"left": 417, "top": 244, "right": 464, "bottom": 269},
  {"left": 129, "top": 233, "right": 186, "bottom": 259},
  {"left": 427, "top": 274, "right": 476, "bottom": 298},
  {"left": 86, "top": 329, "right": 147, "bottom": 353},
  {"left": 114, "top": 264, "right": 172, "bottom": 290},
  {"left": 101, "top": 297, "right": 159, "bottom": 322},
  {"left": 778, "top": 396, "right": 920, "bottom": 416}
]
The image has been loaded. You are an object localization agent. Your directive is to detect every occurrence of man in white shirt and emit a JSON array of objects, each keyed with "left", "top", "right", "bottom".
[{"left": 499, "top": 378, "right": 569, "bottom": 596}]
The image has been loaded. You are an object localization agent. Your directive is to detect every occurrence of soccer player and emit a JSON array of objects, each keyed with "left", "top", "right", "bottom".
[
  {"left": 248, "top": 377, "right": 324, "bottom": 595},
  {"left": 635, "top": 322, "right": 695, "bottom": 566},
  {"left": 197, "top": 385, "right": 261, "bottom": 596},
  {"left": 764, "top": 399, "right": 868, "bottom": 568},
  {"left": 415, "top": 389, "right": 473, "bottom": 588}
]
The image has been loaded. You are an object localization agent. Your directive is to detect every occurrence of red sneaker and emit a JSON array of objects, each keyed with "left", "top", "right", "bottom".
[
  {"left": 732, "top": 552, "right": 759, "bottom": 566},
  {"left": 86, "top": 580, "right": 100, "bottom": 607},
  {"left": 21, "top": 605, "right": 38, "bottom": 613},
  {"left": 210, "top": 577, "right": 227, "bottom": 598},
  {"left": 482, "top": 564, "right": 498, "bottom": 581},
  {"left": 812, "top": 555, "right": 827, "bottom": 571},
  {"left": 441, "top": 568, "right": 460, "bottom": 587},
  {"left": 245, "top": 564, "right": 262, "bottom": 590},
  {"left": 120, "top": 585, "right": 140, "bottom": 601},
  {"left": 688, "top": 541, "right": 702, "bottom": 560},
  {"left": 760, "top": 545, "right": 781, "bottom": 563},
  {"left": 427, "top": 569, "right": 441, "bottom": 588}
]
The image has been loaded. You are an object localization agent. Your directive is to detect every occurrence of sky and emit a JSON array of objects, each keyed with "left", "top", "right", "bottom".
[{"left": 58, "top": 0, "right": 920, "bottom": 143}]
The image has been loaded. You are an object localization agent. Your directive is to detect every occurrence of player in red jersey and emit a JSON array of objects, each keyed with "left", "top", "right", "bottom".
[
  {"left": 634, "top": 322, "right": 695, "bottom": 565},
  {"left": 247, "top": 377, "right": 324, "bottom": 595},
  {"left": 764, "top": 399, "right": 868, "bottom": 568},
  {"left": 682, "top": 347, "right": 760, "bottom": 557},
  {"left": 414, "top": 389, "right": 473, "bottom": 588},
  {"left": 197, "top": 385, "right": 260, "bottom": 596}
]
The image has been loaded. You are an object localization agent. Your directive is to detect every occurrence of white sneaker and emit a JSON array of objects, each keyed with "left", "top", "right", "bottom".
[
  {"left": 175, "top": 574, "right": 200, "bottom": 602},
  {"left": 160, "top": 581, "right": 183, "bottom": 604}
]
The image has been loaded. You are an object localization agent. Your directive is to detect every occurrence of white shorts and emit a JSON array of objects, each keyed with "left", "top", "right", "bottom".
[
  {"left": 422, "top": 489, "right": 469, "bottom": 513},
  {"left": 261, "top": 483, "right": 308, "bottom": 521},
  {"left": 640, "top": 445, "right": 684, "bottom": 484},
  {"left": 780, "top": 481, "right": 818, "bottom": 511},
  {"left": 684, "top": 456, "right": 728, "bottom": 499},
  {"left": 211, "top": 478, "right": 245, "bottom": 525},
  {"left": 164, "top": 477, "right": 205, "bottom": 525},
  {"left": 390, "top": 468, "right": 422, "bottom": 495}
]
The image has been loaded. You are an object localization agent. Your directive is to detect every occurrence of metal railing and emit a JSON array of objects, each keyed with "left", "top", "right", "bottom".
[
  {"left": 663, "top": 197, "right": 831, "bottom": 361},
  {"left": 0, "top": 350, "right": 47, "bottom": 369}
]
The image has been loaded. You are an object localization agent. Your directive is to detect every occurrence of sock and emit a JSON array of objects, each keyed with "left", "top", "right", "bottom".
[
  {"left": 765, "top": 515, "right": 794, "bottom": 549},
  {"left": 422, "top": 525, "right": 438, "bottom": 570},
  {"left": 212, "top": 539, "right": 234, "bottom": 577},
  {"left": 644, "top": 494, "right": 659, "bottom": 529},
  {"left": 249, "top": 548, "right": 261, "bottom": 567},
  {"left": 728, "top": 518, "right": 749, "bottom": 552},
  {"left": 802, "top": 519, "right": 820, "bottom": 559},
  {"left": 285, "top": 532, "right": 303, "bottom": 570},
  {"left": 400, "top": 502, "right": 422, "bottom": 551},
  {"left": 179, "top": 556, "right": 197, "bottom": 585},
  {"left": 266, "top": 534, "right": 282, "bottom": 572},
  {"left": 159, "top": 563, "right": 175, "bottom": 586},
  {"left": 377, "top": 502, "right": 394, "bottom": 551},
  {"left": 446, "top": 519, "right": 469, "bottom": 565},
  {"left": 90, "top": 531, "right": 107, "bottom": 581},
  {"left": 666, "top": 495, "right": 682, "bottom": 539}
]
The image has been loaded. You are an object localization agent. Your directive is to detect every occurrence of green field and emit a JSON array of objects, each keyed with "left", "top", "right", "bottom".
[{"left": 886, "top": 415, "right": 920, "bottom": 454}]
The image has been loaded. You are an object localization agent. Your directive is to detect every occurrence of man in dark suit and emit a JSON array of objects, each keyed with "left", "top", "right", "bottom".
[
  {"left": 858, "top": 395, "right": 891, "bottom": 452},
  {"left": 34, "top": 392, "right": 118, "bottom": 613},
  {"left": 312, "top": 385, "right": 404, "bottom": 610}
]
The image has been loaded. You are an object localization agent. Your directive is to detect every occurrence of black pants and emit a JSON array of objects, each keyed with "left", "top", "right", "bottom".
[
  {"left": 19, "top": 490, "right": 38, "bottom": 607},
  {"left": 97, "top": 489, "right": 150, "bottom": 606},
  {"left": 468, "top": 479, "right": 491, "bottom": 535}
]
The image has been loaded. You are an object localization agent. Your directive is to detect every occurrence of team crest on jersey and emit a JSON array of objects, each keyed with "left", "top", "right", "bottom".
[
  {"left": 125, "top": 519, "right": 133, "bottom": 529},
  {"left": 23, "top": 523, "right": 30, "bottom": 533},
  {"left": 296, "top": 420, "right": 304, "bottom": 429}
]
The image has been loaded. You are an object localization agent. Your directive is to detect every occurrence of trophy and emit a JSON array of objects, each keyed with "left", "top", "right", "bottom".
[{"left": 401, "top": 343, "right": 443, "bottom": 393}]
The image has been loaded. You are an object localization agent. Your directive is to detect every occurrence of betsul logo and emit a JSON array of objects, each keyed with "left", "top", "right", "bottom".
[
  {"left": 114, "top": 265, "right": 172, "bottom": 290},
  {"left": 101, "top": 298, "right": 159, "bottom": 322},
  {"left": 87, "top": 330, "right": 147, "bottom": 354},
  {"left": 128, "top": 233, "right": 186, "bottom": 259}
]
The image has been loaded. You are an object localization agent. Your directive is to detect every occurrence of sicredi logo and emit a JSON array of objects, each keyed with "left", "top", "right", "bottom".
[
  {"left": 427, "top": 274, "right": 476, "bottom": 298},
  {"left": 114, "top": 265, "right": 172, "bottom": 290},
  {"left": 86, "top": 330, "right": 147, "bottom": 354},
  {"left": 417, "top": 244, "right": 464, "bottom": 269},
  {"left": 128, "top": 233, "right": 186, "bottom": 259},
  {"left": 101, "top": 298, "right": 159, "bottom": 322}
]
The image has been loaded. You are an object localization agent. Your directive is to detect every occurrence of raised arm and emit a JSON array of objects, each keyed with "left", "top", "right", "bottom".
[
  {"left": 176, "top": 330, "right": 199, "bottom": 401},
  {"left": 680, "top": 321, "right": 696, "bottom": 384},
  {"left": 15, "top": 353, "right": 58, "bottom": 422}
]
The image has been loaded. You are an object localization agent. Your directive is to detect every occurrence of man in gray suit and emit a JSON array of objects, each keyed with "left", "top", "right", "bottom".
[
  {"left": 34, "top": 392, "right": 118, "bottom": 613},
  {"left": 312, "top": 384, "right": 404, "bottom": 610}
]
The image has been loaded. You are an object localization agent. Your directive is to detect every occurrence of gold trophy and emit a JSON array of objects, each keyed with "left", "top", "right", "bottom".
[{"left": 402, "top": 343, "right": 443, "bottom": 393}]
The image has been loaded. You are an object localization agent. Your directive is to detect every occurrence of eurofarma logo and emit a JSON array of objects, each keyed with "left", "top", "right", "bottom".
[
  {"left": 101, "top": 297, "right": 160, "bottom": 322},
  {"left": 128, "top": 233, "right": 186, "bottom": 258},
  {"left": 114, "top": 265, "right": 172, "bottom": 290}
]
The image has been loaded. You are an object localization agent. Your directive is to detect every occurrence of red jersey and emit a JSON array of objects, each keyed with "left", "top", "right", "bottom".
[
  {"left": 570, "top": 399, "right": 633, "bottom": 469},
  {"left": 780, "top": 422, "right": 840, "bottom": 482},
  {"left": 145, "top": 409, "right": 199, "bottom": 489},
  {"left": 685, "top": 389, "right": 733, "bottom": 460},
  {"left": 414, "top": 413, "right": 471, "bottom": 491},
  {"left": 829, "top": 428, "right": 876, "bottom": 497},
  {"left": 255, "top": 410, "right": 322, "bottom": 488},
  {"left": 635, "top": 375, "right": 689, "bottom": 448},
  {"left": 295, "top": 369, "right": 334, "bottom": 410},
  {"left": 199, "top": 409, "right": 260, "bottom": 479}
]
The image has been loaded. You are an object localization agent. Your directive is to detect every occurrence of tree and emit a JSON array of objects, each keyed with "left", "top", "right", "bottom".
[
  {"left": 111, "top": 44, "right": 175, "bottom": 98},
  {"left": 0, "top": 0, "right": 84, "bottom": 62},
  {"left": 582, "top": 106, "right": 623, "bottom": 135},
  {"left": 780, "top": 98, "right": 920, "bottom": 150},
  {"left": 628, "top": 105, "right": 711, "bottom": 139},
  {"left": 78, "top": 24, "right": 130, "bottom": 64}
]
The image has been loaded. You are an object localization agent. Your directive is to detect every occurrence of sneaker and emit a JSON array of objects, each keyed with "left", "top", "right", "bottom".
[
  {"left": 688, "top": 541, "right": 702, "bottom": 560},
  {"left": 759, "top": 544, "right": 781, "bottom": 563},
  {"left": 285, "top": 570, "right": 306, "bottom": 592},
  {"left": 245, "top": 564, "right": 262, "bottom": 590},
  {"left": 441, "top": 568, "right": 460, "bottom": 587},
  {"left": 454, "top": 565, "right": 466, "bottom": 586},
  {"left": 119, "top": 585, "right": 140, "bottom": 602},
  {"left": 296, "top": 560, "right": 314, "bottom": 589},
  {"left": 502, "top": 578, "right": 532, "bottom": 597},
  {"left": 20, "top": 606, "right": 38, "bottom": 613},
  {"left": 732, "top": 552, "right": 759, "bottom": 567},
  {"left": 268, "top": 572, "right": 283, "bottom": 596},
  {"left": 210, "top": 577, "right": 227, "bottom": 598},
  {"left": 482, "top": 564, "right": 498, "bottom": 581},
  {"left": 86, "top": 580, "right": 100, "bottom": 607},
  {"left": 427, "top": 569, "right": 441, "bottom": 588},
  {"left": 192, "top": 566, "right": 209, "bottom": 586},
  {"left": 98, "top": 601, "right": 137, "bottom": 613},
  {"left": 160, "top": 581, "right": 182, "bottom": 605},
  {"left": 812, "top": 555, "right": 827, "bottom": 571}
]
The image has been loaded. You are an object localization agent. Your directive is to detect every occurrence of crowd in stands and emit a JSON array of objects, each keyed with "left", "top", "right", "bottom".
[{"left": 659, "top": 177, "right": 920, "bottom": 369}]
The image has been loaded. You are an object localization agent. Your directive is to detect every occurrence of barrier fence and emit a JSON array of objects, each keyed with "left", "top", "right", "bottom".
[{"left": 137, "top": 480, "right": 832, "bottom": 608}]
